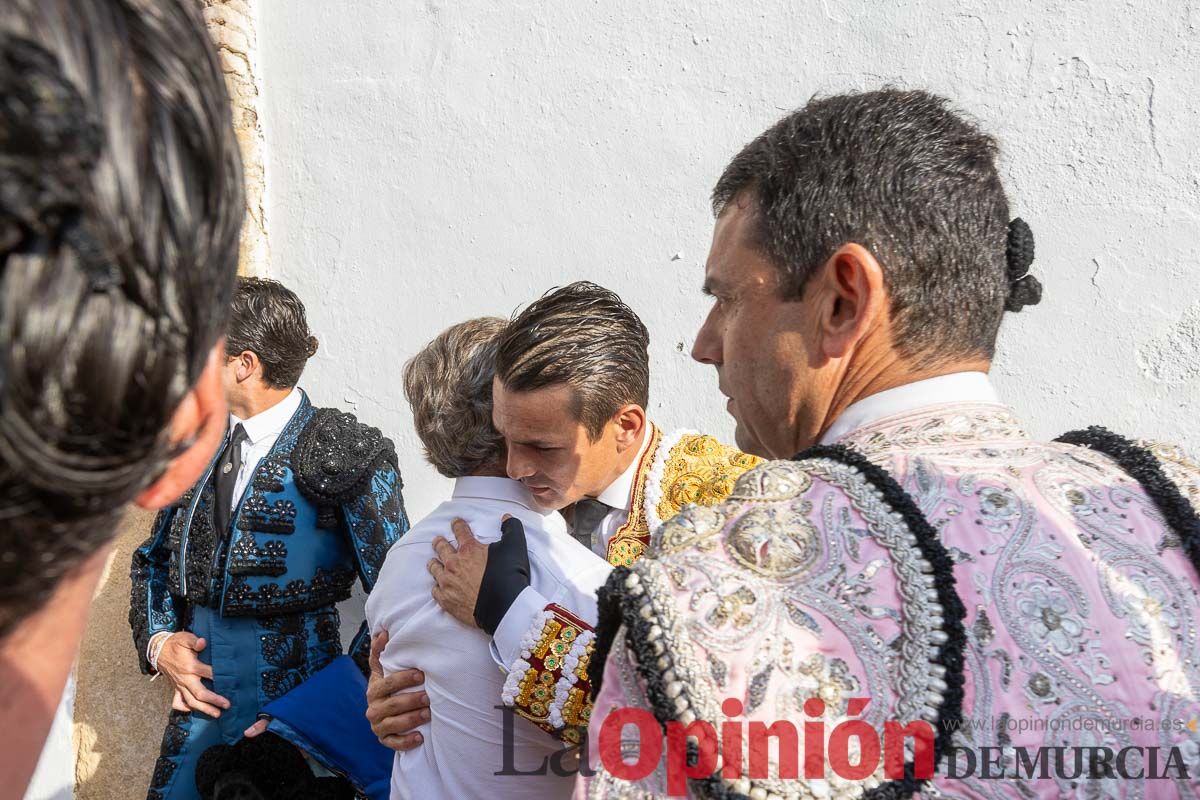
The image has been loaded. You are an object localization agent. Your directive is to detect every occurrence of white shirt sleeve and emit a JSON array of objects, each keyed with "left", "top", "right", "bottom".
[{"left": 488, "top": 585, "right": 550, "bottom": 671}]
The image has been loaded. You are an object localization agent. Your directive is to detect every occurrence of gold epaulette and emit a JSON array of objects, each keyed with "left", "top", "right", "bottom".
[
  {"left": 648, "top": 431, "right": 762, "bottom": 531},
  {"left": 604, "top": 427, "right": 761, "bottom": 568}
]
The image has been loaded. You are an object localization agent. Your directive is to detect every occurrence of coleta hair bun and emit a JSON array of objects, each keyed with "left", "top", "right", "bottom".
[{"left": 1004, "top": 217, "right": 1041, "bottom": 312}]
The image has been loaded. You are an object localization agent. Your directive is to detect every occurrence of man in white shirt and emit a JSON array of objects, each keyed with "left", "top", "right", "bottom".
[
  {"left": 365, "top": 317, "right": 611, "bottom": 799},
  {"left": 131, "top": 278, "right": 409, "bottom": 799}
]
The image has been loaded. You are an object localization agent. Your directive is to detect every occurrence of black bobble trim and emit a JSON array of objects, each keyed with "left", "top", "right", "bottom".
[{"left": 587, "top": 566, "right": 629, "bottom": 699}]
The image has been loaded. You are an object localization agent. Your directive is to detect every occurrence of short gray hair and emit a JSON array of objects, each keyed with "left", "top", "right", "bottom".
[{"left": 404, "top": 317, "right": 507, "bottom": 478}]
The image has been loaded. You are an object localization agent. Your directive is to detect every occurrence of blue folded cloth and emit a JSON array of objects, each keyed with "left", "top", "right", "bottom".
[{"left": 262, "top": 655, "right": 392, "bottom": 800}]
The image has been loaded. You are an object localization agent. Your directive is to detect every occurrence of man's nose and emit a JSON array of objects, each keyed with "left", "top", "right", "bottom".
[
  {"left": 506, "top": 449, "right": 533, "bottom": 480},
  {"left": 691, "top": 311, "right": 722, "bottom": 366}
]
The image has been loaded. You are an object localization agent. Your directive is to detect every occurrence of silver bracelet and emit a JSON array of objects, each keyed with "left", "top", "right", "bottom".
[{"left": 148, "top": 632, "right": 172, "bottom": 673}]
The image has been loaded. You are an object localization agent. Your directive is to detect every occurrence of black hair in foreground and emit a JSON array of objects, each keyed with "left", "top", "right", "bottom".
[{"left": 0, "top": 0, "right": 243, "bottom": 639}]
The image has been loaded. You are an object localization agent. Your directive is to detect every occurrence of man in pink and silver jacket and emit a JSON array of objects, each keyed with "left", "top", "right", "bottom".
[{"left": 582, "top": 89, "right": 1200, "bottom": 798}]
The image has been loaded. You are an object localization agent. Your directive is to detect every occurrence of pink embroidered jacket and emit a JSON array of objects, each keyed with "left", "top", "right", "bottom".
[{"left": 580, "top": 402, "right": 1200, "bottom": 799}]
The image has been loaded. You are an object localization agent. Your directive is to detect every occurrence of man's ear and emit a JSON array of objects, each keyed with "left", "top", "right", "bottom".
[
  {"left": 611, "top": 404, "right": 647, "bottom": 450},
  {"left": 135, "top": 342, "right": 228, "bottom": 510},
  {"left": 234, "top": 349, "right": 259, "bottom": 384},
  {"left": 816, "top": 243, "right": 887, "bottom": 360}
]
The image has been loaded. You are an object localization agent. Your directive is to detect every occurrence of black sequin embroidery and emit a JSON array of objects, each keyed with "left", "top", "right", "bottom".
[
  {"left": 227, "top": 532, "right": 288, "bottom": 577},
  {"left": 236, "top": 494, "right": 298, "bottom": 536},
  {"left": 223, "top": 566, "right": 356, "bottom": 617}
]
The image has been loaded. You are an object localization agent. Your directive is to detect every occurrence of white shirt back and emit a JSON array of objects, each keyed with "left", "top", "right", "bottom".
[{"left": 365, "top": 477, "right": 611, "bottom": 800}]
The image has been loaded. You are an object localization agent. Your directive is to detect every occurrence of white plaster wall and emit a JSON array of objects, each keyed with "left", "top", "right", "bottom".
[{"left": 258, "top": 0, "right": 1200, "bottom": 526}]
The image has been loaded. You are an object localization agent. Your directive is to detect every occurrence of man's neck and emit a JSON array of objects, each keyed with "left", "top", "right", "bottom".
[
  {"left": 468, "top": 462, "right": 510, "bottom": 479},
  {"left": 229, "top": 386, "right": 294, "bottom": 421},
  {"left": 816, "top": 356, "right": 991, "bottom": 445}
]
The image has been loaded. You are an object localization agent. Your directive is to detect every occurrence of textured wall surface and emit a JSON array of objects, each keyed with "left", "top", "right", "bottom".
[
  {"left": 257, "top": 0, "right": 1200, "bottom": 524},
  {"left": 205, "top": 0, "right": 270, "bottom": 275}
]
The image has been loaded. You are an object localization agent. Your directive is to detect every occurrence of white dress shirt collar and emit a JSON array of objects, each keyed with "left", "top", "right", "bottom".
[
  {"left": 595, "top": 424, "right": 653, "bottom": 511},
  {"left": 231, "top": 386, "right": 303, "bottom": 446},
  {"left": 820, "top": 372, "right": 1000, "bottom": 445},
  {"left": 452, "top": 476, "right": 539, "bottom": 511}
]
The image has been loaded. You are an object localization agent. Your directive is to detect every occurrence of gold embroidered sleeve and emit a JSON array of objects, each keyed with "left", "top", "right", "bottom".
[
  {"left": 654, "top": 433, "right": 762, "bottom": 524},
  {"left": 499, "top": 602, "right": 595, "bottom": 746}
]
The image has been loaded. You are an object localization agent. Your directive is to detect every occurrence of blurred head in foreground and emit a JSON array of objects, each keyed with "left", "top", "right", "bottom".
[{"left": 0, "top": 0, "right": 243, "bottom": 789}]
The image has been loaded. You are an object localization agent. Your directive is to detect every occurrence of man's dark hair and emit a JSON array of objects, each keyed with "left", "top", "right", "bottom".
[
  {"left": 226, "top": 278, "right": 320, "bottom": 390},
  {"left": 0, "top": 0, "right": 243, "bottom": 639},
  {"left": 496, "top": 282, "right": 650, "bottom": 440},
  {"left": 713, "top": 88, "right": 1031, "bottom": 365}
]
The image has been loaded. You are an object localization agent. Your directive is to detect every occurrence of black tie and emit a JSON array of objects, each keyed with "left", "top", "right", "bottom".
[
  {"left": 214, "top": 423, "right": 249, "bottom": 535},
  {"left": 571, "top": 498, "right": 611, "bottom": 554}
]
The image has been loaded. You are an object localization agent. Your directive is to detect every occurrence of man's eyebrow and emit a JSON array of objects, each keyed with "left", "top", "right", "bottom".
[
  {"left": 514, "top": 437, "right": 557, "bottom": 448},
  {"left": 702, "top": 276, "right": 731, "bottom": 296}
]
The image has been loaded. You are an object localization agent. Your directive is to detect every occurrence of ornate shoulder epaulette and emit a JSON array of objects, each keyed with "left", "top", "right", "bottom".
[
  {"left": 293, "top": 408, "right": 398, "bottom": 527},
  {"left": 590, "top": 452, "right": 967, "bottom": 800},
  {"left": 1058, "top": 426, "right": 1200, "bottom": 582},
  {"left": 644, "top": 430, "right": 762, "bottom": 533}
]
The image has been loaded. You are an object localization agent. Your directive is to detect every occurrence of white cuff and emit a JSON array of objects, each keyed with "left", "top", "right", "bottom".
[{"left": 489, "top": 586, "right": 548, "bottom": 671}]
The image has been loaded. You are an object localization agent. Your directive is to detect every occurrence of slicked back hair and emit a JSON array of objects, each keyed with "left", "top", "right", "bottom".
[
  {"left": 404, "top": 317, "right": 507, "bottom": 479},
  {"left": 226, "top": 278, "right": 320, "bottom": 390},
  {"left": 0, "top": 0, "right": 243, "bottom": 639},
  {"left": 713, "top": 89, "right": 1013, "bottom": 364},
  {"left": 496, "top": 282, "right": 650, "bottom": 440}
]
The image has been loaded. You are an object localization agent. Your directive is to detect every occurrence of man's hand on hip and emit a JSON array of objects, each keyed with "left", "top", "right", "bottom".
[
  {"left": 156, "top": 632, "right": 231, "bottom": 717},
  {"left": 365, "top": 631, "right": 430, "bottom": 752}
]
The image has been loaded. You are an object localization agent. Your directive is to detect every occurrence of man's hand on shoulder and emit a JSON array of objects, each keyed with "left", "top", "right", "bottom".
[
  {"left": 156, "top": 632, "right": 231, "bottom": 718},
  {"left": 365, "top": 631, "right": 430, "bottom": 752},
  {"left": 428, "top": 519, "right": 490, "bottom": 628},
  {"left": 428, "top": 516, "right": 531, "bottom": 634}
]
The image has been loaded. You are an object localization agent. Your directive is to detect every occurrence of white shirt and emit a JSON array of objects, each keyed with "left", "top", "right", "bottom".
[
  {"left": 365, "top": 477, "right": 611, "bottom": 800},
  {"left": 819, "top": 371, "right": 1000, "bottom": 444},
  {"left": 227, "top": 386, "right": 304, "bottom": 511},
  {"left": 23, "top": 673, "right": 74, "bottom": 800}
]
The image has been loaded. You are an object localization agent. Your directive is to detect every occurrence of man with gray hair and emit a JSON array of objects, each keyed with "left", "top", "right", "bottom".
[
  {"left": 365, "top": 317, "right": 611, "bottom": 799},
  {"left": 580, "top": 89, "right": 1200, "bottom": 797}
]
